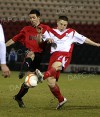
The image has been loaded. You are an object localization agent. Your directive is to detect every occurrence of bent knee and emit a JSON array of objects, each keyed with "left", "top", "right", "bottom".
[
  {"left": 27, "top": 51, "right": 35, "bottom": 60},
  {"left": 47, "top": 77, "right": 56, "bottom": 88}
]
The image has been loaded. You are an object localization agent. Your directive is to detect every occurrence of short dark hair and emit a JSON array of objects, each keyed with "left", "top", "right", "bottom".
[
  {"left": 29, "top": 9, "right": 40, "bottom": 17},
  {"left": 59, "top": 16, "right": 68, "bottom": 22}
]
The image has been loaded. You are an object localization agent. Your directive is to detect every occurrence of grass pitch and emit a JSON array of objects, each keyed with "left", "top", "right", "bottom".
[{"left": 0, "top": 71, "right": 100, "bottom": 117}]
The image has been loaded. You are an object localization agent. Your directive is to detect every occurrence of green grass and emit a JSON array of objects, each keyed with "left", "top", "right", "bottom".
[{"left": 0, "top": 72, "right": 100, "bottom": 117}]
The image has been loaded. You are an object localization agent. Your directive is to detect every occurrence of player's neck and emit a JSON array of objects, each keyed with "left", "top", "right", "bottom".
[{"left": 57, "top": 27, "right": 65, "bottom": 32}]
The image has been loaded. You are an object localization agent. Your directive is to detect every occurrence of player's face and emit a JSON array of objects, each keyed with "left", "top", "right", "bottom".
[
  {"left": 29, "top": 14, "right": 40, "bottom": 27},
  {"left": 57, "top": 20, "right": 68, "bottom": 31}
]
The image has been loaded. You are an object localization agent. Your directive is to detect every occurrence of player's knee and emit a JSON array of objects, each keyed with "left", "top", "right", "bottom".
[
  {"left": 26, "top": 57, "right": 32, "bottom": 63},
  {"left": 47, "top": 77, "right": 56, "bottom": 88},
  {"left": 23, "top": 57, "right": 33, "bottom": 70},
  {"left": 48, "top": 82, "right": 55, "bottom": 88},
  {"left": 26, "top": 51, "right": 35, "bottom": 60}
]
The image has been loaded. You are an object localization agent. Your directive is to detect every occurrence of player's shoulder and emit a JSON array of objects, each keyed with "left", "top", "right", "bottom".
[
  {"left": 21, "top": 26, "right": 35, "bottom": 32},
  {"left": 66, "top": 28, "right": 76, "bottom": 35},
  {"left": 22, "top": 26, "right": 33, "bottom": 30}
]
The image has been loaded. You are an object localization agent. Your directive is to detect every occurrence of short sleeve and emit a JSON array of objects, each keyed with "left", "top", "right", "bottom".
[
  {"left": 73, "top": 31, "right": 86, "bottom": 44},
  {"left": 0, "top": 24, "right": 5, "bottom": 42}
]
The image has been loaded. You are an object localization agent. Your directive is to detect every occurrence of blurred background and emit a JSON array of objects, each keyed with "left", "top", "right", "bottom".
[{"left": 0, "top": 0, "right": 100, "bottom": 73}]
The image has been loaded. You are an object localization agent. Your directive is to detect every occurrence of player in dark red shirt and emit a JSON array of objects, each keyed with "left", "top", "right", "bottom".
[{"left": 6, "top": 9, "right": 50, "bottom": 108}]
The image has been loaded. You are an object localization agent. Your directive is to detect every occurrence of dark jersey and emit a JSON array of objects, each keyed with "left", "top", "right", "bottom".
[{"left": 12, "top": 24, "right": 50, "bottom": 53}]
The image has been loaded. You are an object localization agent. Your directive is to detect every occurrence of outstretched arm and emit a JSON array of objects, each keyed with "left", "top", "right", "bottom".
[
  {"left": 85, "top": 38, "right": 100, "bottom": 47},
  {"left": 6, "top": 39, "right": 15, "bottom": 47}
]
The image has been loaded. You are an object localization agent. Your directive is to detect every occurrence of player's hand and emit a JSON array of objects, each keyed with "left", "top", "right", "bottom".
[
  {"left": 51, "top": 43, "right": 57, "bottom": 49},
  {"left": 36, "top": 26, "right": 43, "bottom": 34},
  {"left": 1, "top": 64, "right": 10, "bottom": 78},
  {"left": 47, "top": 38, "right": 54, "bottom": 43},
  {"left": 47, "top": 38, "right": 57, "bottom": 49}
]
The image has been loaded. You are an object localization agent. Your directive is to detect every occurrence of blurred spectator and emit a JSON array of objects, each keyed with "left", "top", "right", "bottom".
[{"left": 8, "top": 48, "right": 17, "bottom": 70}]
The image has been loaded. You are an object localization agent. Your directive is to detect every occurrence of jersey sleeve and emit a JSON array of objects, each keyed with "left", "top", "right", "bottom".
[
  {"left": 0, "top": 42, "right": 6, "bottom": 64},
  {"left": 42, "top": 30, "right": 51, "bottom": 41},
  {"left": 0, "top": 24, "right": 6, "bottom": 64},
  {"left": 0, "top": 24, "right": 5, "bottom": 42},
  {"left": 12, "top": 28, "right": 25, "bottom": 45},
  {"left": 41, "top": 25, "right": 51, "bottom": 41},
  {"left": 73, "top": 31, "right": 86, "bottom": 44}
]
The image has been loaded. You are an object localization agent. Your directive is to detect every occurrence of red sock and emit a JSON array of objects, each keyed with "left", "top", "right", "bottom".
[
  {"left": 44, "top": 67, "right": 56, "bottom": 80},
  {"left": 49, "top": 84, "right": 64, "bottom": 103}
]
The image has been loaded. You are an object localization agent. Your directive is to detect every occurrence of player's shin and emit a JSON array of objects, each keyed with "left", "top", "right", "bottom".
[
  {"left": 16, "top": 83, "right": 29, "bottom": 99},
  {"left": 48, "top": 83, "right": 64, "bottom": 103}
]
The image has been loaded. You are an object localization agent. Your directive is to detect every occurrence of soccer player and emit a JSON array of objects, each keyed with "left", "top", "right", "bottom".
[
  {"left": 6, "top": 9, "right": 50, "bottom": 108},
  {"left": 0, "top": 24, "right": 10, "bottom": 78},
  {"left": 36, "top": 16, "right": 100, "bottom": 109}
]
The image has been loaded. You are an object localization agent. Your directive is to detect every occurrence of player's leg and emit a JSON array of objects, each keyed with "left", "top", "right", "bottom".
[
  {"left": 47, "top": 62, "right": 67, "bottom": 109},
  {"left": 36, "top": 61, "right": 67, "bottom": 109},
  {"left": 14, "top": 53, "right": 42, "bottom": 108},
  {"left": 19, "top": 51, "right": 35, "bottom": 79},
  {"left": 36, "top": 61, "right": 62, "bottom": 82},
  {"left": 44, "top": 61, "right": 62, "bottom": 79},
  {"left": 35, "top": 53, "right": 69, "bottom": 109},
  {"left": 13, "top": 82, "right": 29, "bottom": 108},
  {"left": 14, "top": 52, "right": 35, "bottom": 107},
  {"left": 14, "top": 51, "right": 35, "bottom": 107},
  {"left": 47, "top": 77, "right": 67, "bottom": 109}
]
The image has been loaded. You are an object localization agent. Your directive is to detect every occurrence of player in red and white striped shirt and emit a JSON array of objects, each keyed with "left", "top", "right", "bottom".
[{"left": 36, "top": 16, "right": 100, "bottom": 109}]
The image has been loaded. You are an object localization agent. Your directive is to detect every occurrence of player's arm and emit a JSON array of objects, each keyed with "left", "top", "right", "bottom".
[
  {"left": 37, "top": 34, "right": 42, "bottom": 43},
  {"left": 0, "top": 24, "right": 7, "bottom": 64},
  {"left": 6, "top": 28, "right": 25, "bottom": 47},
  {"left": 42, "top": 29, "right": 58, "bottom": 49},
  {"left": 0, "top": 42, "right": 10, "bottom": 77},
  {"left": 6, "top": 39, "right": 15, "bottom": 47},
  {"left": 36, "top": 26, "right": 45, "bottom": 44},
  {"left": 42, "top": 31, "right": 54, "bottom": 43},
  {"left": 0, "top": 24, "right": 10, "bottom": 77},
  {"left": 73, "top": 31, "right": 100, "bottom": 47},
  {"left": 36, "top": 26, "right": 54, "bottom": 43},
  {"left": 0, "top": 42, "right": 6, "bottom": 64},
  {"left": 84, "top": 38, "right": 100, "bottom": 47}
]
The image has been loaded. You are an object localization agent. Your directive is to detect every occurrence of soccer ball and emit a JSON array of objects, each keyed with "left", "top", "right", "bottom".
[{"left": 25, "top": 73, "right": 38, "bottom": 87}]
